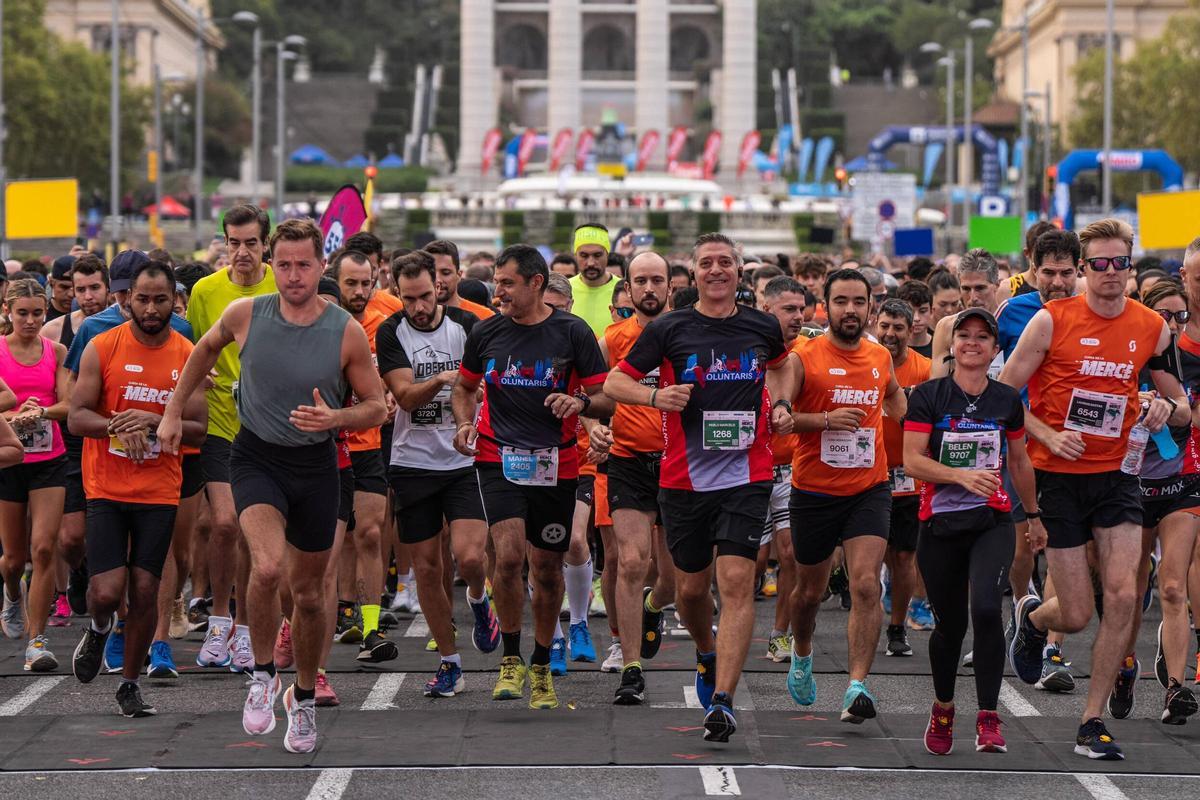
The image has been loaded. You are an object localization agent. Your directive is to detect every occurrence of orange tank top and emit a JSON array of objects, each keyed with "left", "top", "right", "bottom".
[
  {"left": 883, "top": 350, "right": 931, "bottom": 496},
  {"left": 604, "top": 316, "right": 665, "bottom": 458},
  {"left": 347, "top": 306, "right": 386, "bottom": 452}
]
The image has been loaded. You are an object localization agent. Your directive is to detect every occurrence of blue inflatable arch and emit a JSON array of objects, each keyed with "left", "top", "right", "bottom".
[{"left": 1054, "top": 149, "right": 1184, "bottom": 229}]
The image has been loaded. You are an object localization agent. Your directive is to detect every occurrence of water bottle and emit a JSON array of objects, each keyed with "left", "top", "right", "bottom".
[{"left": 1120, "top": 403, "right": 1151, "bottom": 476}]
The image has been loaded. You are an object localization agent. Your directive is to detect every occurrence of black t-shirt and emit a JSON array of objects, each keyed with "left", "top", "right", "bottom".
[
  {"left": 904, "top": 376, "right": 1026, "bottom": 520},
  {"left": 618, "top": 305, "right": 786, "bottom": 491},
  {"left": 912, "top": 340, "right": 933, "bottom": 359},
  {"left": 459, "top": 307, "right": 607, "bottom": 479}
]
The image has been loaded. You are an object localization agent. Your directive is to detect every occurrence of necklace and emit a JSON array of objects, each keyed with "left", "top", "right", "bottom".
[{"left": 956, "top": 381, "right": 986, "bottom": 415}]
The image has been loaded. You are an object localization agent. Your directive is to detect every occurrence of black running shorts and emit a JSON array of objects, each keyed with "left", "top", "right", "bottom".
[
  {"left": 476, "top": 462, "right": 576, "bottom": 553},
  {"left": 659, "top": 482, "right": 771, "bottom": 573},
  {"left": 575, "top": 473, "right": 595, "bottom": 506},
  {"left": 63, "top": 434, "right": 86, "bottom": 514},
  {"left": 85, "top": 498, "right": 178, "bottom": 578},
  {"left": 350, "top": 448, "right": 388, "bottom": 496},
  {"left": 790, "top": 482, "right": 892, "bottom": 566},
  {"left": 1035, "top": 469, "right": 1142, "bottom": 549},
  {"left": 607, "top": 452, "right": 663, "bottom": 518},
  {"left": 390, "top": 465, "right": 485, "bottom": 544},
  {"left": 1139, "top": 475, "right": 1200, "bottom": 530},
  {"left": 888, "top": 494, "right": 921, "bottom": 553},
  {"left": 0, "top": 454, "right": 66, "bottom": 502},
  {"left": 338, "top": 466, "right": 354, "bottom": 524},
  {"left": 200, "top": 433, "right": 232, "bottom": 484},
  {"left": 181, "top": 453, "right": 204, "bottom": 499}
]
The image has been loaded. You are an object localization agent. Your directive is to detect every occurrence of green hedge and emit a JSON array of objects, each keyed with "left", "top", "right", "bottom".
[
  {"left": 553, "top": 211, "right": 576, "bottom": 229},
  {"left": 407, "top": 208, "right": 431, "bottom": 227},
  {"left": 647, "top": 210, "right": 670, "bottom": 231},
  {"left": 650, "top": 229, "right": 673, "bottom": 248},
  {"left": 285, "top": 165, "right": 428, "bottom": 193},
  {"left": 502, "top": 226, "right": 523, "bottom": 246},
  {"left": 792, "top": 213, "right": 815, "bottom": 229},
  {"left": 501, "top": 210, "right": 525, "bottom": 228},
  {"left": 697, "top": 210, "right": 721, "bottom": 234}
]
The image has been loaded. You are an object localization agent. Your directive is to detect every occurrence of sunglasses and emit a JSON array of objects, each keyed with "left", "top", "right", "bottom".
[
  {"left": 614, "top": 306, "right": 635, "bottom": 319},
  {"left": 1083, "top": 255, "right": 1133, "bottom": 272},
  {"left": 1156, "top": 309, "right": 1191, "bottom": 324}
]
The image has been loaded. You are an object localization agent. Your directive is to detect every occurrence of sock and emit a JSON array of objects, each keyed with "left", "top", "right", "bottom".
[
  {"left": 253, "top": 662, "right": 276, "bottom": 682},
  {"left": 120, "top": 677, "right": 138, "bottom": 688},
  {"left": 645, "top": 590, "right": 661, "bottom": 614},
  {"left": 1043, "top": 644, "right": 1057, "bottom": 658},
  {"left": 770, "top": 629, "right": 784, "bottom": 639},
  {"left": 443, "top": 653, "right": 462, "bottom": 667},
  {"left": 466, "top": 590, "right": 486, "bottom": 606},
  {"left": 502, "top": 630, "right": 521, "bottom": 658},
  {"left": 91, "top": 617, "right": 112, "bottom": 635},
  {"left": 362, "top": 603, "right": 381, "bottom": 636},
  {"left": 624, "top": 660, "right": 642, "bottom": 672},
  {"left": 564, "top": 559, "right": 593, "bottom": 625},
  {"left": 554, "top": 619, "right": 564, "bottom": 642},
  {"left": 293, "top": 685, "right": 315, "bottom": 702},
  {"left": 531, "top": 641, "right": 550, "bottom": 666}
]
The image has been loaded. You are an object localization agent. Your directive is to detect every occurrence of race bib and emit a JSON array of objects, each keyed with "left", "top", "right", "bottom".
[
  {"left": 938, "top": 429, "right": 1001, "bottom": 470},
  {"left": 819, "top": 429, "right": 875, "bottom": 468},
  {"left": 500, "top": 445, "right": 558, "bottom": 486},
  {"left": 1063, "top": 388, "right": 1126, "bottom": 438},
  {"left": 17, "top": 420, "right": 54, "bottom": 454},
  {"left": 890, "top": 465, "right": 915, "bottom": 493},
  {"left": 702, "top": 411, "right": 756, "bottom": 451},
  {"left": 987, "top": 353, "right": 1005, "bottom": 380},
  {"left": 411, "top": 400, "right": 455, "bottom": 430},
  {"left": 108, "top": 433, "right": 161, "bottom": 461}
]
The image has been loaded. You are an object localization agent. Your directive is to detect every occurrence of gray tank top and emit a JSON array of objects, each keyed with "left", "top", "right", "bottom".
[{"left": 237, "top": 294, "right": 351, "bottom": 447}]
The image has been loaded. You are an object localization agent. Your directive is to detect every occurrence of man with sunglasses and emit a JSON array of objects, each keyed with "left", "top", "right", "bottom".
[{"left": 1001, "top": 218, "right": 1191, "bottom": 761}]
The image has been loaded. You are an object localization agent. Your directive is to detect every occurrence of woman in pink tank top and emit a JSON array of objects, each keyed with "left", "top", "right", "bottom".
[{"left": 0, "top": 279, "right": 70, "bottom": 672}]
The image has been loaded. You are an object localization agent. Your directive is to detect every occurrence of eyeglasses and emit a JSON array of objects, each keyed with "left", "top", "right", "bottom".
[
  {"left": 1083, "top": 255, "right": 1133, "bottom": 272},
  {"left": 614, "top": 306, "right": 635, "bottom": 319},
  {"left": 872, "top": 292, "right": 889, "bottom": 305},
  {"left": 1156, "top": 309, "right": 1191, "bottom": 324}
]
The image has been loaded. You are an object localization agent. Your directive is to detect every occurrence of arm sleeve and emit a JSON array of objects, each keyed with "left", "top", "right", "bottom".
[
  {"left": 902, "top": 382, "right": 936, "bottom": 433},
  {"left": 375, "top": 317, "right": 410, "bottom": 375},
  {"left": 618, "top": 317, "right": 666, "bottom": 379},
  {"left": 573, "top": 320, "right": 609, "bottom": 387},
  {"left": 764, "top": 320, "right": 787, "bottom": 366},
  {"left": 459, "top": 318, "right": 485, "bottom": 381}
]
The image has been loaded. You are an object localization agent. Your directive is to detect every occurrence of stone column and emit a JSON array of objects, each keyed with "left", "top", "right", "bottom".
[
  {"left": 457, "top": 0, "right": 496, "bottom": 177},
  {"left": 635, "top": 0, "right": 670, "bottom": 169},
  {"left": 548, "top": 0, "right": 582, "bottom": 136},
  {"left": 718, "top": 0, "right": 757, "bottom": 181}
]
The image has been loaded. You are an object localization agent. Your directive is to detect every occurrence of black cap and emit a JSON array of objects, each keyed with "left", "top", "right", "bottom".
[
  {"left": 51, "top": 255, "right": 76, "bottom": 281},
  {"left": 952, "top": 307, "right": 999, "bottom": 339},
  {"left": 317, "top": 276, "right": 341, "bottom": 303},
  {"left": 109, "top": 249, "right": 149, "bottom": 292}
]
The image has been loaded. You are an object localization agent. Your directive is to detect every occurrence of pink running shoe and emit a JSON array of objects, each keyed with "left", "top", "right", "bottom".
[
  {"left": 975, "top": 710, "right": 1007, "bottom": 753},
  {"left": 274, "top": 619, "right": 294, "bottom": 670},
  {"left": 283, "top": 685, "right": 318, "bottom": 753},
  {"left": 47, "top": 594, "right": 71, "bottom": 627},
  {"left": 315, "top": 672, "right": 339, "bottom": 707},
  {"left": 242, "top": 673, "right": 281, "bottom": 736},
  {"left": 924, "top": 703, "right": 955, "bottom": 756}
]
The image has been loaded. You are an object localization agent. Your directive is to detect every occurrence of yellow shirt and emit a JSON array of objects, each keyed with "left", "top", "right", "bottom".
[
  {"left": 568, "top": 273, "right": 620, "bottom": 337},
  {"left": 186, "top": 265, "right": 277, "bottom": 442}
]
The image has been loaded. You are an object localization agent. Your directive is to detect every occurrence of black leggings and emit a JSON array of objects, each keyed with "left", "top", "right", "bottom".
[{"left": 916, "top": 508, "right": 1014, "bottom": 710}]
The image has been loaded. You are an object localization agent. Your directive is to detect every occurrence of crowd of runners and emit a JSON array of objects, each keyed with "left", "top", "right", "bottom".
[{"left": 0, "top": 206, "right": 1198, "bottom": 762}]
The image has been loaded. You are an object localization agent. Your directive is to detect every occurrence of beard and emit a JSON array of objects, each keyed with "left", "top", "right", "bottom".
[
  {"left": 131, "top": 311, "right": 167, "bottom": 335},
  {"left": 831, "top": 314, "right": 864, "bottom": 343},
  {"left": 634, "top": 295, "right": 663, "bottom": 317}
]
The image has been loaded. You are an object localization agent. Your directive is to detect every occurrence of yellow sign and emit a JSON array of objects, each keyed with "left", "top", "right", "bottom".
[
  {"left": 6, "top": 179, "right": 78, "bottom": 239},
  {"left": 1137, "top": 190, "right": 1200, "bottom": 250},
  {"left": 147, "top": 151, "right": 158, "bottom": 182}
]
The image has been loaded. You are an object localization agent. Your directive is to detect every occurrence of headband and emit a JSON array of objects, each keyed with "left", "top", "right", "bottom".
[{"left": 573, "top": 226, "right": 610, "bottom": 254}]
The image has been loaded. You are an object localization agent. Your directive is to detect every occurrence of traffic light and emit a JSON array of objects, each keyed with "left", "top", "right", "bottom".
[{"left": 834, "top": 167, "right": 847, "bottom": 192}]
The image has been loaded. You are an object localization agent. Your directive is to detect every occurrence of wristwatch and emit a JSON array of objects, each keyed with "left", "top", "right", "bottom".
[
  {"left": 577, "top": 393, "right": 592, "bottom": 413},
  {"left": 772, "top": 399, "right": 792, "bottom": 413},
  {"left": 1024, "top": 510, "right": 1042, "bottom": 520}
]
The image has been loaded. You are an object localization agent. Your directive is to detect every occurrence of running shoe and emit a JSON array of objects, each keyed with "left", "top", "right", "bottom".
[
  {"left": 961, "top": 650, "right": 974, "bottom": 668},
  {"left": 589, "top": 576, "right": 606, "bottom": 617},
  {"left": 492, "top": 656, "right": 527, "bottom": 700},
  {"left": 72, "top": 624, "right": 108, "bottom": 683},
  {"left": 48, "top": 593, "right": 71, "bottom": 627},
  {"left": 695, "top": 651, "right": 717, "bottom": 709},
  {"left": 103, "top": 620, "right": 125, "bottom": 674},
  {"left": 787, "top": 649, "right": 816, "bottom": 706},
  {"left": 469, "top": 594, "right": 500, "bottom": 653},
  {"left": 196, "top": 615, "right": 232, "bottom": 667},
  {"left": 885, "top": 624, "right": 912, "bottom": 657},
  {"left": 282, "top": 685, "right": 318, "bottom": 754},
  {"left": 975, "top": 710, "right": 1006, "bottom": 752},
  {"left": 187, "top": 597, "right": 210, "bottom": 633},
  {"left": 424, "top": 661, "right": 465, "bottom": 698},
  {"left": 24, "top": 635, "right": 57, "bottom": 672},
  {"left": 906, "top": 598, "right": 934, "bottom": 631},
  {"left": 614, "top": 664, "right": 645, "bottom": 705},
  {"left": 827, "top": 565, "right": 849, "bottom": 602},
  {"left": 549, "top": 637, "right": 568, "bottom": 676},
  {"left": 569, "top": 620, "right": 596, "bottom": 662},
  {"left": 1007, "top": 594, "right": 1046, "bottom": 684},
  {"left": 640, "top": 587, "right": 666, "bottom": 660},
  {"left": 1, "top": 584, "right": 24, "bottom": 640},
  {"left": 389, "top": 583, "right": 415, "bottom": 614},
  {"left": 115, "top": 682, "right": 156, "bottom": 718},
  {"left": 67, "top": 565, "right": 89, "bottom": 617},
  {"left": 768, "top": 632, "right": 793, "bottom": 663},
  {"left": 841, "top": 680, "right": 877, "bottom": 724},
  {"left": 703, "top": 692, "right": 737, "bottom": 742},
  {"left": 529, "top": 663, "right": 559, "bottom": 709},
  {"left": 1144, "top": 552, "right": 1158, "bottom": 613},
  {"left": 1155, "top": 621, "right": 1169, "bottom": 690},
  {"left": 315, "top": 672, "right": 339, "bottom": 707},
  {"left": 147, "top": 640, "right": 178, "bottom": 679},
  {"left": 1163, "top": 679, "right": 1198, "bottom": 725},
  {"left": 357, "top": 630, "right": 400, "bottom": 663},
  {"left": 1107, "top": 656, "right": 1139, "bottom": 720},
  {"left": 242, "top": 673, "right": 282, "bottom": 735},
  {"left": 762, "top": 565, "right": 778, "bottom": 597},
  {"left": 840, "top": 588, "right": 852, "bottom": 611},
  {"left": 168, "top": 596, "right": 187, "bottom": 640},
  {"left": 924, "top": 703, "right": 954, "bottom": 755},
  {"left": 1034, "top": 646, "right": 1075, "bottom": 692},
  {"left": 229, "top": 627, "right": 254, "bottom": 674},
  {"left": 274, "top": 619, "right": 294, "bottom": 670},
  {"left": 1075, "top": 717, "right": 1123, "bottom": 760},
  {"left": 601, "top": 639, "right": 624, "bottom": 673},
  {"left": 334, "top": 602, "right": 363, "bottom": 644}
]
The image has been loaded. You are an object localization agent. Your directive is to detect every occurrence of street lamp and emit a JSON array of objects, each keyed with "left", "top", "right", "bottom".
[
  {"left": 1102, "top": 0, "right": 1114, "bottom": 213},
  {"left": 223, "top": 11, "right": 261, "bottom": 199},
  {"left": 110, "top": 0, "right": 120, "bottom": 250},
  {"left": 273, "top": 35, "right": 307, "bottom": 224},
  {"left": 962, "top": 17, "right": 995, "bottom": 231},
  {"left": 153, "top": 69, "right": 187, "bottom": 248},
  {"left": 921, "top": 43, "right": 956, "bottom": 229},
  {"left": 1025, "top": 87, "right": 1052, "bottom": 220}
]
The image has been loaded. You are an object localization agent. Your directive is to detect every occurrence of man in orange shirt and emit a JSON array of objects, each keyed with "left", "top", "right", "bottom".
[
  {"left": 67, "top": 260, "right": 207, "bottom": 717},
  {"left": 786, "top": 268, "right": 906, "bottom": 724},
  {"left": 425, "top": 239, "right": 498, "bottom": 322},
  {"left": 345, "top": 231, "right": 403, "bottom": 318}
]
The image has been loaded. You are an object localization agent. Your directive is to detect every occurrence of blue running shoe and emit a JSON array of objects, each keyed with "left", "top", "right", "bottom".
[
  {"left": 703, "top": 692, "right": 737, "bottom": 742},
  {"left": 881, "top": 572, "right": 892, "bottom": 616},
  {"left": 695, "top": 651, "right": 716, "bottom": 709},
  {"left": 549, "top": 637, "right": 568, "bottom": 677},
  {"left": 907, "top": 598, "right": 934, "bottom": 631},
  {"left": 1007, "top": 594, "right": 1047, "bottom": 684},
  {"left": 424, "top": 661, "right": 465, "bottom": 698},
  {"left": 469, "top": 595, "right": 501, "bottom": 654},
  {"left": 841, "top": 679, "right": 877, "bottom": 724},
  {"left": 103, "top": 620, "right": 125, "bottom": 674},
  {"left": 788, "top": 648, "right": 817, "bottom": 705},
  {"left": 147, "top": 640, "right": 178, "bottom": 679},
  {"left": 569, "top": 620, "right": 596, "bottom": 662}
]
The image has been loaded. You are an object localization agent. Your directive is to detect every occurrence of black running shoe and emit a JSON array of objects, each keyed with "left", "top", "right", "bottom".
[
  {"left": 115, "top": 682, "right": 157, "bottom": 718},
  {"left": 335, "top": 602, "right": 363, "bottom": 644},
  {"left": 1007, "top": 594, "right": 1046, "bottom": 684},
  {"left": 1155, "top": 621, "right": 1170, "bottom": 690},
  {"left": 66, "top": 564, "right": 89, "bottom": 617},
  {"left": 703, "top": 692, "right": 737, "bottom": 742},
  {"left": 885, "top": 624, "right": 912, "bottom": 657},
  {"left": 1108, "top": 657, "right": 1138, "bottom": 720},
  {"left": 1163, "top": 679, "right": 1198, "bottom": 725},
  {"left": 72, "top": 625, "right": 108, "bottom": 684},
  {"left": 356, "top": 629, "right": 399, "bottom": 663},
  {"left": 614, "top": 664, "right": 646, "bottom": 705},
  {"left": 1075, "top": 717, "right": 1123, "bottom": 760},
  {"left": 640, "top": 587, "right": 665, "bottom": 660}
]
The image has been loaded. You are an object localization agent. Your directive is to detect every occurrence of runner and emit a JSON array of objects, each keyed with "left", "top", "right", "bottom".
[
  {"left": 159, "top": 218, "right": 386, "bottom": 753},
  {"left": 67, "top": 259, "right": 206, "bottom": 717},
  {"left": 568, "top": 224, "right": 621, "bottom": 337},
  {"left": 378, "top": 250, "right": 500, "bottom": 697},
  {"left": 1002, "top": 218, "right": 1190, "bottom": 760},
  {"left": 928, "top": 270, "right": 963, "bottom": 329},
  {"left": 902, "top": 307, "right": 1045, "bottom": 755},
  {"left": 996, "top": 220, "right": 1056, "bottom": 303},
  {"left": 605, "top": 233, "right": 794, "bottom": 741},
  {"left": 345, "top": 231, "right": 402, "bottom": 318},
  {"left": 897, "top": 281, "right": 934, "bottom": 359},
  {"left": 424, "top": 239, "right": 499, "bottom": 321},
  {"left": 1173, "top": 236, "right": 1200, "bottom": 690},
  {"left": 786, "top": 268, "right": 905, "bottom": 724},
  {"left": 931, "top": 249, "right": 1003, "bottom": 378},
  {"left": 453, "top": 244, "right": 612, "bottom": 711},
  {"left": 0, "top": 279, "right": 69, "bottom": 672},
  {"left": 46, "top": 256, "right": 75, "bottom": 321}
]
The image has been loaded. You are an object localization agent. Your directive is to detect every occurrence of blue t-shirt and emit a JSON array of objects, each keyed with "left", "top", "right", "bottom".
[
  {"left": 995, "top": 291, "right": 1044, "bottom": 362},
  {"left": 65, "top": 305, "right": 194, "bottom": 373}
]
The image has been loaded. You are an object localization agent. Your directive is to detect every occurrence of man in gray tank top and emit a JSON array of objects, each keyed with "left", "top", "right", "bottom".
[{"left": 158, "top": 219, "right": 386, "bottom": 754}]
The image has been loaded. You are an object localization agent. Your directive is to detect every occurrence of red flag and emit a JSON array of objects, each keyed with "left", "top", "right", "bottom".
[
  {"left": 666, "top": 126, "right": 688, "bottom": 170},
  {"left": 549, "top": 128, "right": 574, "bottom": 172},
  {"left": 574, "top": 129, "right": 595, "bottom": 171},
  {"left": 517, "top": 128, "right": 537, "bottom": 176},
  {"left": 480, "top": 128, "right": 502, "bottom": 175},
  {"left": 701, "top": 131, "right": 722, "bottom": 179},
  {"left": 318, "top": 185, "right": 366, "bottom": 259},
  {"left": 737, "top": 131, "right": 761, "bottom": 178},
  {"left": 635, "top": 129, "right": 661, "bottom": 172}
]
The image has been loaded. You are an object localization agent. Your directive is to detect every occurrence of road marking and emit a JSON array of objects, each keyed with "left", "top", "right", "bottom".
[
  {"left": 360, "top": 673, "right": 406, "bottom": 710},
  {"left": 1074, "top": 774, "right": 1130, "bottom": 800},
  {"left": 683, "top": 686, "right": 702, "bottom": 709},
  {"left": 699, "top": 765, "right": 741, "bottom": 795},
  {"left": 404, "top": 615, "right": 429, "bottom": 638},
  {"left": 0, "top": 676, "right": 65, "bottom": 716},
  {"left": 305, "top": 767, "right": 354, "bottom": 800},
  {"left": 998, "top": 680, "right": 1041, "bottom": 716}
]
